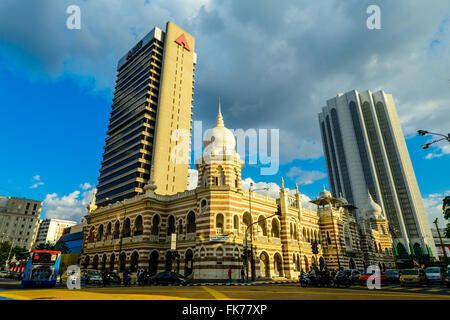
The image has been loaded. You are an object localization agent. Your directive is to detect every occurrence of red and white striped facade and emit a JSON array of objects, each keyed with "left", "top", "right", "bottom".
[{"left": 80, "top": 109, "right": 395, "bottom": 280}]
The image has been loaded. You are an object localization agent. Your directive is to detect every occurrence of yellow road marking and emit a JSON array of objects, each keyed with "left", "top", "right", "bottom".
[
  {"left": 201, "top": 286, "right": 231, "bottom": 300},
  {"left": 427, "top": 289, "right": 443, "bottom": 292},
  {"left": 0, "top": 292, "right": 31, "bottom": 300}
]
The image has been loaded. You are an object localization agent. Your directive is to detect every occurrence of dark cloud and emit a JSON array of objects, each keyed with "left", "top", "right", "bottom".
[{"left": 1, "top": 0, "right": 449, "bottom": 164}]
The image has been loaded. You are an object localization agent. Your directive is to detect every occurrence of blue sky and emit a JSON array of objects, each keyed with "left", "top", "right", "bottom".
[{"left": 0, "top": 0, "right": 449, "bottom": 227}]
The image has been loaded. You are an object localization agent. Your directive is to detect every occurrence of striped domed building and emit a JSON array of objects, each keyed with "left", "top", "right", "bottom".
[{"left": 80, "top": 107, "right": 395, "bottom": 281}]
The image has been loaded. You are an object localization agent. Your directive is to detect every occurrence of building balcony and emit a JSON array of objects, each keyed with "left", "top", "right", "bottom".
[
  {"left": 149, "top": 235, "right": 159, "bottom": 243},
  {"left": 86, "top": 243, "right": 95, "bottom": 249},
  {"left": 290, "top": 239, "right": 299, "bottom": 246},
  {"left": 216, "top": 228, "right": 224, "bottom": 235}
]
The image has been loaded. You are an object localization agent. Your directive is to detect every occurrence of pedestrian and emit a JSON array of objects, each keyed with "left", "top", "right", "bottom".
[
  {"left": 228, "top": 267, "right": 232, "bottom": 284},
  {"left": 240, "top": 268, "right": 245, "bottom": 282}
]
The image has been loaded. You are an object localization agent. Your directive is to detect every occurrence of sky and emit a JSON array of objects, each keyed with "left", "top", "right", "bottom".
[{"left": 0, "top": 0, "right": 449, "bottom": 228}]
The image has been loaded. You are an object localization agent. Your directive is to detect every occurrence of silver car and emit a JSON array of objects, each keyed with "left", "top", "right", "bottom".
[{"left": 424, "top": 267, "right": 443, "bottom": 284}]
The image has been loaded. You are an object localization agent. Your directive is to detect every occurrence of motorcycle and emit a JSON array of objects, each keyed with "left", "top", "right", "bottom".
[
  {"left": 334, "top": 272, "right": 351, "bottom": 288},
  {"left": 299, "top": 273, "right": 309, "bottom": 287}
]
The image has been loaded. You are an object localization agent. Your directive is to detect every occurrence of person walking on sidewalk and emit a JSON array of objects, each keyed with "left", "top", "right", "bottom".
[{"left": 228, "top": 267, "right": 232, "bottom": 284}]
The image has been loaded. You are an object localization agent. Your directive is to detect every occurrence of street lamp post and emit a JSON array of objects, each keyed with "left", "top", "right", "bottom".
[
  {"left": 417, "top": 130, "right": 450, "bottom": 149},
  {"left": 244, "top": 183, "right": 270, "bottom": 282},
  {"left": 433, "top": 218, "right": 449, "bottom": 264}
]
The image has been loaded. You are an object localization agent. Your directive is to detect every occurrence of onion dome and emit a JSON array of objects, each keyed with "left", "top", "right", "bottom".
[
  {"left": 203, "top": 103, "right": 238, "bottom": 158},
  {"left": 363, "top": 191, "right": 383, "bottom": 219},
  {"left": 319, "top": 185, "right": 332, "bottom": 199}
]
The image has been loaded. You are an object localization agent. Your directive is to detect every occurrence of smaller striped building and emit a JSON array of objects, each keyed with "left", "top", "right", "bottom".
[{"left": 80, "top": 107, "right": 395, "bottom": 280}]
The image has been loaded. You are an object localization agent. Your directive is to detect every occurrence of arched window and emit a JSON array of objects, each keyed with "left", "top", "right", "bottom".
[
  {"left": 200, "top": 199, "right": 207, "bottom": 212},
  {"left": 201, "top": 173, "right": 208, "bottom": 187},
  {"left": 413, "top": 243, "right": 423, "bottom": 256},
  {"left": 113, "top": 221, "right": 120, "bottom": 239},
  {"left": 130, "top": 251, "right": 139, "bottom": 272},
  {"left": 178, "top": 219, "right": 183, "bottom": 234},
  {"left": 326, "top": 231, "right": 332, "bottom": 245},
  {"left": 187, "top": 211, "right": 196, "bottom": 233},
  {"left": 167, "top": 215, "right": 175, "bottom": 235},
  {"left": 96, "top": 225, "right": 104, "bottom": 241},
  {"left": 271, "top": 219, "right": 280, "bottom": 238},
  {"left": 134, "top": 216, "right": 143, "bottom": 236},
  {"left": 217, "top": 166, "right": 225, "bottom": 186},
  {"left": 151, "top": 215, "right": 160, "bottom": 236},
  {"left": 122, "top": 218, "right": 131, "bottom": 237},
  {"left": 397, "top": 242, "right": 407, "bottom": 255},
  {"left": 243, "top": 212, "right": 252, "bottom": 233},
  {"left": 89, "top": 227, "right": 95, "bottom": 243},
  {"left": 216, "top": 214, "right": 224, "bottom": 235},
  {"left": 105, "top": 222, "right": 112, "bottom": 240},
  {"left": 258, "top": 216, "right": 267, "bottom": 236}
]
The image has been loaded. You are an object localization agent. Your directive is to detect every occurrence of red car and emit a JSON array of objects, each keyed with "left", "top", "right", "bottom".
[{"left": 359, "top": 271, "right": 387, "bottom": 286}]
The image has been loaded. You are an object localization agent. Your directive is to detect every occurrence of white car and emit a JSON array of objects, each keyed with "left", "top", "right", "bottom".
[
  {"left": 424, "top": 267, "right": 443, "bottom": 284},
  {"left": 0, "top": 271, "right": 9, "bottom": 278}
]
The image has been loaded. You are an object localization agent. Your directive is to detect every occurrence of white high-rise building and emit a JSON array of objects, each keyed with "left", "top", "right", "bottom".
[
  {"left": 35, "top": 218, "right": 77, "bottom": 246},
  {"left": 318, "top": 89, "right": 437, "bottom": 258},
  {"left": 0, "top": 196, "right": 41, "bottom": 251}
]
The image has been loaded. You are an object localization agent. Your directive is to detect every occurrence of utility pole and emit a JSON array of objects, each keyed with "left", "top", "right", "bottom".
[{"left": 433, "top": 218, "right": 449, "bottom": 264}]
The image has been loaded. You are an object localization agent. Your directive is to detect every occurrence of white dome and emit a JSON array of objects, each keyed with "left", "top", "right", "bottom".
[
  {"left": 363, "top": 192, "right": 383, "bottom": 219},
  {"left": 319, "top": 185, "right": 332, "bottom": 199},
  {"left": 203, "top": 104, "right": 238, "bottom": 158}
]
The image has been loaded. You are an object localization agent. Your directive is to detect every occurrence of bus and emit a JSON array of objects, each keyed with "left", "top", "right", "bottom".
[{"left": 21, "top": 250, "right": 61, "bottom": 287}]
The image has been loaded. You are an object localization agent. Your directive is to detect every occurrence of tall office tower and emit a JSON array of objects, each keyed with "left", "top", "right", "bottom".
[
  {"left": 318, "top": 89, "right": 437, "bottom": 258},
  {"left": 96, "top": 22, "right": 196, "bottom": 206}
]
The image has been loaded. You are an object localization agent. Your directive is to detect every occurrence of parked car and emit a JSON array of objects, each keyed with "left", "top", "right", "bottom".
[
  {"left": 444, "top": 265, "right": 450, "bottom": 288},
  {"left": 344, "top": 269, "right": 361, "bottom": 283},
  {"left": 0, "top": 271, "right": 9, "bottom": 278},
  {"left": 103, "top": 271, "right": 121, "bottom": 285},
  {"left": 81, "top": 269, "right": 103, "bottom": 285},
  {"left": 424, "top": 267, "right": 444, "bottom": 284},
  {"left": 359, "top": 271, "right": 387, "bottom": 286},
  {"left": 399, "top": 269, "right": 428, "bottom": 286},
  {"left": 150, "top": 271, "right": 188, "bottom": 286},
  {"left": 385, "top": 269, "right": 400, "bottom": 284},
  {"left": 9, "top": 271, "right": 22, "bottom": 280}
]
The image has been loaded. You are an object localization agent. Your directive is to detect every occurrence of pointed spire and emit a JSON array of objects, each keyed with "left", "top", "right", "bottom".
[
  {"left": 215, "top": 97, "right": 224, "bottom": 127},
  {"left": 323, "top": 184, "right": 326, "bottom": 191},
  {"left": 281, "top": 177, "right": 284, "bottom": 189},
  {"left": 295, "top": 183, "right": 299, "bottom": 193}
]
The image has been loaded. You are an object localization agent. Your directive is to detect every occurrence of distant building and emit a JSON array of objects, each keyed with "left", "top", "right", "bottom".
[
  {"left": 0, "top": 196, "right": 41, "bottom": 250},
  {"left": 35, "top": 218, "right": 77, "bottom": 246},
  {"left": 431, "top": 228, "right": 450, "bottom": 259},
  {"left": 318, "top": 89, "right": 437, "bottom": 259},
  {"left": 55, "top": 222, "right": 86, "bottom": 273}
]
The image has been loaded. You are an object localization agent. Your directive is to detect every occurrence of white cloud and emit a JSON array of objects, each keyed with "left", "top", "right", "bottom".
[
  {"left": 424, "top": 143, "right": 450, "bottom": 159},
  {"left": 423, "top": 190, "right": 450, "bottom": 227},
  {"left": 42, "top": 183, "right": 95, "bottom": 222},
  {"left": 80, "top": 182, "right": 92, "bottom": 190},
  {"left": 29, "top": 175, "right": 44, "bottom": 189},
  {"left": 241, "top": 177, "right": 316, "bottom": 210},
  {"left": 187, "top": 169, "right": 198, "bottom": 190},
  {"left": 286, "top": 166, "right": 326, "bottom": 185}
]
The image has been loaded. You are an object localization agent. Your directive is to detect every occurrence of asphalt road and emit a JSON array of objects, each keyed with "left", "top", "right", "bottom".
[{"left": 1, "top": 279, "right": 449, "bottom": 300}]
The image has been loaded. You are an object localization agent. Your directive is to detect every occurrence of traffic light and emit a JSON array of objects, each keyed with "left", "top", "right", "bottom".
[{"left": 276, "top": 204, "right": 281, "bottom": 216}]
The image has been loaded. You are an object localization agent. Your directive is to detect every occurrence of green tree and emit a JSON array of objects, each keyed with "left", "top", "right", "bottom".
[
  {"left": 35, "top": 241, "right": 56, "bottom": 250},
  {"left": 0, "top": 242, "right": 30, "bottom": 266},
  {"left": 443, "top": 196, "right": 450, "bottom": 238}
]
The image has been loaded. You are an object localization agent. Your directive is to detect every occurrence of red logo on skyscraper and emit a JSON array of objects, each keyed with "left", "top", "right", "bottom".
[{"left": 175, "top": 34, "right": 190, "bottom": 51}]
